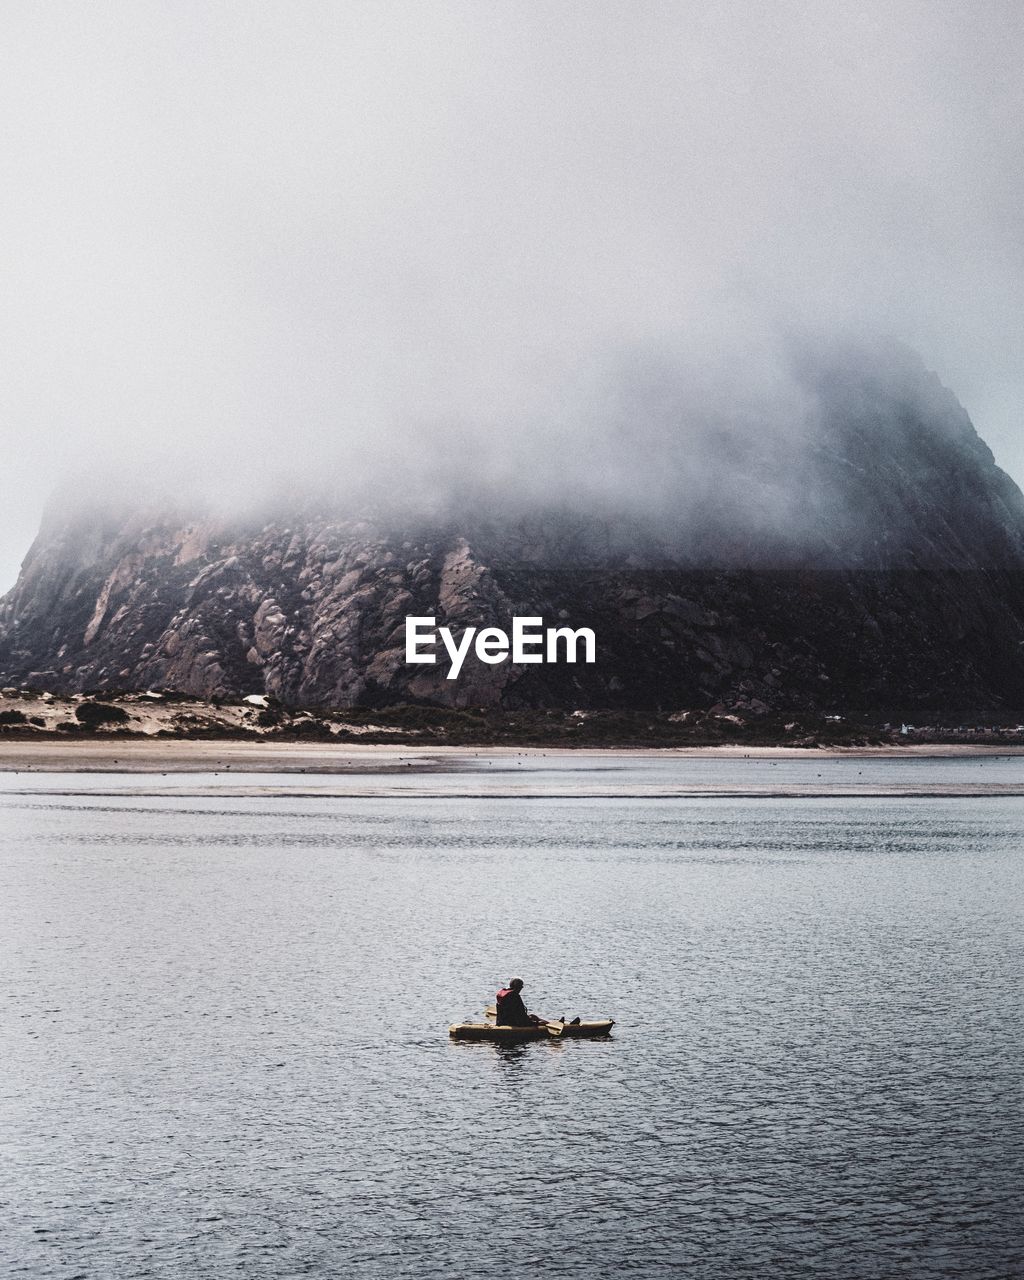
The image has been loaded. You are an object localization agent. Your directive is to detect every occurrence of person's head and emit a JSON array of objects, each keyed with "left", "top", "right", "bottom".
[{"left": 509, "top": 977, "right": 524, "bottom": 991}]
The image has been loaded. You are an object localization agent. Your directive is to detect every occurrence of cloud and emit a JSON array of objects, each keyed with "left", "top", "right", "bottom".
[{"left": 1, "top": 1, "right": 1023, "bottom": 586}]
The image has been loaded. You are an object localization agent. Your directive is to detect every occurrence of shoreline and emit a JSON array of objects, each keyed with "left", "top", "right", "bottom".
[{"left": 2, "top": 738, "right": 1024, "bottom": 774}]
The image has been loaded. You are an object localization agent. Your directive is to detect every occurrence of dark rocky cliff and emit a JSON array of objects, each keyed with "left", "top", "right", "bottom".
[{"left": 3, "top": 346, "right": 1024, "bottom": 719}]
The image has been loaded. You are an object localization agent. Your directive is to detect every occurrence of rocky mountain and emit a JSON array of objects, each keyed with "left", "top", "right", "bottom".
[{"left": 3, "top": 344, "right": 1024, "bottom": 719}]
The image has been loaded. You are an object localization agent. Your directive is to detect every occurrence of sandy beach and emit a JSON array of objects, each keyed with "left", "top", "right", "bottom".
[{"left": 2, "top": 737, "right": 1023, "bottom": 774}]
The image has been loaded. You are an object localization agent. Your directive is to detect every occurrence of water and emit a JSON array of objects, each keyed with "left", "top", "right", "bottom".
[{"left": 2, "top": 754, "right": 1023, "bottom": 1277}]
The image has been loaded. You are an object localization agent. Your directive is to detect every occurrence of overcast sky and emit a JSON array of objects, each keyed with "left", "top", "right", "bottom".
[{"left": 2, "top": 1, "right": 1023, "bottom": 589}]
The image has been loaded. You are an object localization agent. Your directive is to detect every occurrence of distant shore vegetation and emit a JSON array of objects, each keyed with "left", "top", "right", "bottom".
[{"left": 0, "top": 689, "right": 1021, "bottom": 748}]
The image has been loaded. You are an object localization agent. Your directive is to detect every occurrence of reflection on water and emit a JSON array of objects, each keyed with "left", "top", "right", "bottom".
[{"left": 1, "top": 762, "right": 1022, "bottom": 1277}]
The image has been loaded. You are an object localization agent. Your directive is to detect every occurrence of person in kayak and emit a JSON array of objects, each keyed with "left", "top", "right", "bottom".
[{"left": 495, "top": 977, "right": 541, "bottom": 1026}]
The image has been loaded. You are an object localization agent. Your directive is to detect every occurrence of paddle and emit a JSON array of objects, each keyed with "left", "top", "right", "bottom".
[
  {"left": 485, "top": 1005, "right": 569, "bottom": 1024},
  {"left": 485, "top": 1005, "right": 566, "bottom": 1036}
]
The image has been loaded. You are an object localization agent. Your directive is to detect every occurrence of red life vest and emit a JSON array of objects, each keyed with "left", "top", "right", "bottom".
[{"left": 495, "top": 987, "right": 530, "bottom": 1026}]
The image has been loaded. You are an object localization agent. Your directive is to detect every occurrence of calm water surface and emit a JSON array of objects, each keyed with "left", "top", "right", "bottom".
[{"left": 2, "top": 754, "right": 1023, "bottom": 1277}]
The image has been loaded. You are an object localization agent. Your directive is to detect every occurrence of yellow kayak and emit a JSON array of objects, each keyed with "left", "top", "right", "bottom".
[{"left": 449, "top": 1017, "right": 614, "bottom": 1041}]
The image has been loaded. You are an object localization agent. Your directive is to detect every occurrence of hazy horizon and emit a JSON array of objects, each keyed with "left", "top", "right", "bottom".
[{"left": 3, "top": 2, "right": 1024, "bottom": 590}]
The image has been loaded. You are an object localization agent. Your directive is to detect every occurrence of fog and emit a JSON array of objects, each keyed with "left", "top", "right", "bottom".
[{"left": 2, "top": 1, "right": 1023, "bottom": 588}]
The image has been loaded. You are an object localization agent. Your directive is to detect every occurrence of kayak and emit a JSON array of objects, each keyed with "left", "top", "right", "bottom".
[{"left": 449, "top": 1018, "right": 614, "bottom": 1041}]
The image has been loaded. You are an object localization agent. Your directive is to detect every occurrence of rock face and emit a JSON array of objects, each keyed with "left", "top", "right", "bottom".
[{"left": 3, "top": 345, "right": 1024, "bottom": 719}]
